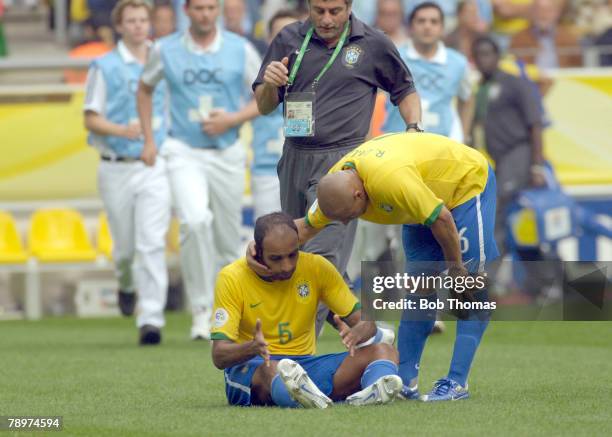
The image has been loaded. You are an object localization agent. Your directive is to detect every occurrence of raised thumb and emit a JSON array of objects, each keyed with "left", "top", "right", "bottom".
[
  {"left": 333, "top": 314, "right": 346, "bottom": 328},
  {"left": 281, "top": 57, "right": 289, "bottom": 66}
]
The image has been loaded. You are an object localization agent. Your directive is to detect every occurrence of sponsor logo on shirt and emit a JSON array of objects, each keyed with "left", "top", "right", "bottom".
[{"left": 183, "top": 68, "right": 222, "bottom": 85}]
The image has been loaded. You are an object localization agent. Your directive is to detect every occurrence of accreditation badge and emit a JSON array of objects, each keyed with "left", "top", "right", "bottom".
[{"left": 284, "top": 92, "right": 315, "bottom": 137}]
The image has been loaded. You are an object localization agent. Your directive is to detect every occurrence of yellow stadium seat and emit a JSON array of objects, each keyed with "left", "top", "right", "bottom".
[
  {"left": 28, "top": 209, "right": 97, "bottom": 262},
  {"left": 0, "top": 211, "right": 28, "bottom": 263},
  {"left": 97, "top": 212, "right": 113, "bottom": 259}
]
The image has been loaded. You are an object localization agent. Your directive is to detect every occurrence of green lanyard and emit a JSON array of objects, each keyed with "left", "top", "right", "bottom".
[{"left": 287, "top": 21, "right": 350, "bottom": 89}]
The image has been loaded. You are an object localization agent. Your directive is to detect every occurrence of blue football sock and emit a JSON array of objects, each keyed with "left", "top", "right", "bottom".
[
  {"left": 448, "top": 291, "right": 491, "bottom": 386},
  {"left": 270, "top": 374, "right": 299, "bottom": 408},
  {"left": 397, "top": 294, "right": 436, "bottom": 386},
  {"left": 360, "top": 359, "right": 399, "bottom": 389}
]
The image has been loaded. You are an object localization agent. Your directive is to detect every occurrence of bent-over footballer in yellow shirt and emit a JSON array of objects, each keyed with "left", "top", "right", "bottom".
[
  {"left": 293, "top": 132, "right": 499, "bottom": 402},
  {"left": 306, "top": 132, "right": 490, "bottom": 228},
  {"left": 211, "top": 213, "right": 403, "bottom": 408}
]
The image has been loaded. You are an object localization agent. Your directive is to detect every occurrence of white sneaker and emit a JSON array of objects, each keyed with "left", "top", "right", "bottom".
[
  {"left": 277, "top": 359, "right": 332, "bottom": 409},
  {"left": 345, "top": 374, "right": 403, "bottom": 406},
  {"left": 190, "top": 311, "right": 211, "bottom": 340}
]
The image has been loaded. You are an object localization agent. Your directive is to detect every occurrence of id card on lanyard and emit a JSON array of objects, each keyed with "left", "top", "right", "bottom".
[{"left": 283, "top": 22, "right": 350, "bottom": 138}]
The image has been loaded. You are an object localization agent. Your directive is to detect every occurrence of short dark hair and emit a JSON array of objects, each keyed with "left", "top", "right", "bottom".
[
  {"left": 185, "top": 0, "right": 220, "bottom": 6},
  {"left": 268, "top": 9, "right": 302, "bottom": 34},
  {"left": 153, "top": 1, "right": 175, "bottom": 13},
  {"left": 254, "top": 212, "right": 298, "bottom": 260},
  {"left": 472, "top": 35, "right": 500, "bottom": 56},
  {"left": 306, "top": 0, "right": 353, "bottom": 12},
  {"left": 408, "top": 1, "right": 444, "bottom": 24},
  {"left": 308, "top": 0, "right": 353, "bottom": 5}
]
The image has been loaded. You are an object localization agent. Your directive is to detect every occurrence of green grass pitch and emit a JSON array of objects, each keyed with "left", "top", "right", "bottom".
[{"left": 2, "top": 314, "right": 611, "bottom": 436}]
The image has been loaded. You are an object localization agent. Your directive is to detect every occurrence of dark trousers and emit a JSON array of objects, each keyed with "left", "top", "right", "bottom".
[{"left": 278, "top": 142, "right": 358, "bottom": 334}]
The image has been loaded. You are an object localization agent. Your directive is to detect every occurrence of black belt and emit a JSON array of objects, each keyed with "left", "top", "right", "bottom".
[
  {"left": 286, "top": 137, "right": 364, "bottom": 151},
  {"left": 101, "top": 155, "right": 140, "bottom": 163}
]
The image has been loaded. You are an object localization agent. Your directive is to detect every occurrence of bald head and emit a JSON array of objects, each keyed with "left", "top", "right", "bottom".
[{"left": 317, "top": 170, "right": 368, "bottom": 223}]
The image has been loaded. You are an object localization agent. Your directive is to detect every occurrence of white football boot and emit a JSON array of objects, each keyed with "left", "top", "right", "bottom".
[
  {"left": 277, "top": 359, "right": 333, "bottom": 409},
  {"left": 345, "top": 374, "right": 403, "bottom": 406}
]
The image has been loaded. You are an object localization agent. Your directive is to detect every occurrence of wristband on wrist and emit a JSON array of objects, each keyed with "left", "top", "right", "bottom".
[{"left": 405, "top": 123, "right": 424, "bottom": 132}]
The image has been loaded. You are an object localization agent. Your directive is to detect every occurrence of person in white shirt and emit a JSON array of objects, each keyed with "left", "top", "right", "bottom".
[
  {"left": 84, "top": 0, "right": 171, "bottom": 345},
  {"left": 137, "top": 0, "right": 261, "bottom": 341}
]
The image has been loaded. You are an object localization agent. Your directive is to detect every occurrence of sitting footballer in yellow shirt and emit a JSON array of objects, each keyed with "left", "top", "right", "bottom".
[
  {"left": 248, "top": 132, "right": 499, "bottom": 402},
  {"left": 211, "top": 212, "right": 402, "bottom": 408}
]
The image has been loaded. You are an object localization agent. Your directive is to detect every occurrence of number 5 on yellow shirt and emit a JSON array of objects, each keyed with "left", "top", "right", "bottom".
[{"left": 279, "top": 322, "right": 293, "bottom": 344}]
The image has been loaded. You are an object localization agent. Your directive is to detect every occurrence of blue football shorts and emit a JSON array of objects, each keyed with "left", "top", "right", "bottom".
[{"left": 224, "top": 352, "right": 348, "bottom": 406}]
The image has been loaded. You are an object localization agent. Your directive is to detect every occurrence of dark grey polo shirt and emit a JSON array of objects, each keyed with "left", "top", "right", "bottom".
[
  {"left": 479, "top": 70, "right": 541, "bottom": 160},
  {"left": 252, "top": 14, "right": 416, "bottom": 149}
]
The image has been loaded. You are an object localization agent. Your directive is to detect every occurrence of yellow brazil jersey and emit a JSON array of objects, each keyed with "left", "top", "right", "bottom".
[
  {"left": 307, "top": 132, "right": 489, "bottom": 228},
  {"left": 210, "top": 253, "right": 359, "bottom": 356}
]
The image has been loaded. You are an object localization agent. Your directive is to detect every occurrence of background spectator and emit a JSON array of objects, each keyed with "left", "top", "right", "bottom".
[
  {"left": 87, "top": 0, "right": 117, "bottom": 31},
  {"left": 510, "top": 0, "right": 582, "bottom": 69},
  {"left": 376, "top": 0, "right": 408, "bottom": 45},
  {"left": 260, "top": 0, "right": 308, "bottom": 34},
  {"left": 574, "top": 0, "right": 612, "bottom": 66},
  {"left": 446, "top": 0, "right": 490, "bottom": 61},
  {"left": 223, "top": 0, "right": 267, "bottom": 54},
  {"left": 152, "top": 0, "right": 175, "bottom": 39},
  {"left": 491, "top": 0, "right": 533, "bottom": 51},
  {"left": 403, "top": 0, "right": 492, "bottom": 32},
  {"left": 471, "top": 35, "right": 545, "bottom": 251},
  {"left": 385, "top": 1, "right": 473, "bottom": 141},
  {"left": 574, "top": 0, "right": 612, "bottom": 38}
]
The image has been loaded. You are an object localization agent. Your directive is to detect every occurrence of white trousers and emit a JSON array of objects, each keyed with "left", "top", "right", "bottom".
[
  {"left": 347, "top": 221, "right": 400, "bottom": 281},
  {"left": 251, "top": 173, "right": 281, "bottom": 219},
  {"left": 98, "top": 158, "right": 171, "bottom": 328},
  {"left": 161, "top": 137, "right": 246, "bottom": 321}
]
